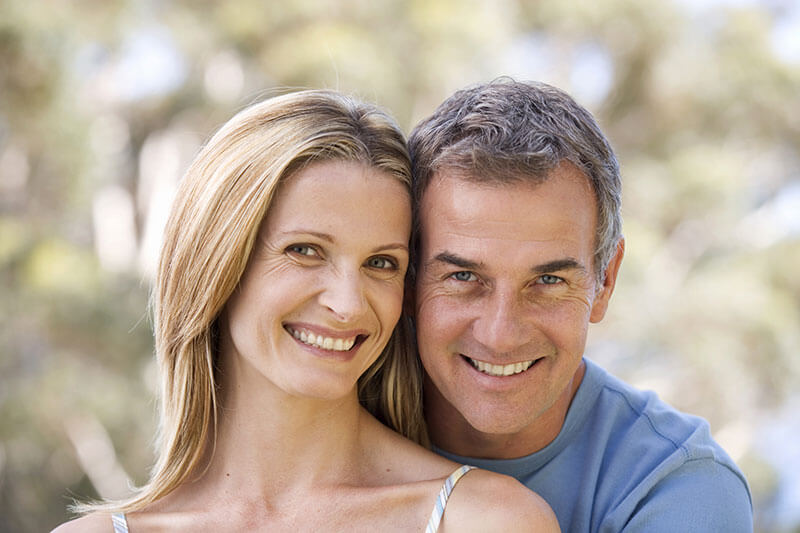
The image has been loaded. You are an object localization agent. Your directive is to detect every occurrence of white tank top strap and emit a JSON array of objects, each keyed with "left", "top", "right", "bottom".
[
  {"left": 425, "top": 464, "right": 476, "bottom": 533},
  {"left": 111, "top": 512, "right": 129, "bottom": 533}
]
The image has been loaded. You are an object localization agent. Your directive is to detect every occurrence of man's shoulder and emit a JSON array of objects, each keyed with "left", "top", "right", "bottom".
[
  {"left": 587, "top": 364, "right": 727, "bottom": 444},
  {"left": 586, "top": 359, "right": 735, "bottom": 465},
  {"left": 578, "top": 359, "right": 745, "bottom": 488},
  {"left": 435, "top": 360, "right": 752, "bottom": 531},
  {"left": 577, "top": 360, "right": 753, "bottom": 530}
]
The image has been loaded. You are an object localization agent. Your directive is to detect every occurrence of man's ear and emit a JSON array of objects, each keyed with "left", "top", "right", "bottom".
[{"left": 590, "top": 238, "right": 624, "bottom": 323}]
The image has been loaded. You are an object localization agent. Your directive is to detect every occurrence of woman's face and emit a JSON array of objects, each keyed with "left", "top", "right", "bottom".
[{"left": 221, "top": 160, "right": 411, "bottom": 402}]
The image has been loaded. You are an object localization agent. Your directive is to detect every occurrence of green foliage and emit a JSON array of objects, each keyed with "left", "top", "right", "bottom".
[{"left": 1, "top": 0, "right": 798, "bottom": 530}]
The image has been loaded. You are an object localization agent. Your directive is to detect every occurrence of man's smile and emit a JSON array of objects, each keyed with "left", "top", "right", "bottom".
[{"left": 464, "top": 355, "right": 540, "bottom": 377}]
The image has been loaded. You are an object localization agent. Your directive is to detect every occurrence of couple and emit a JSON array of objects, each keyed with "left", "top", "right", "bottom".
[{"left": 56, "top": 79, "right": 752, "bottom": 532}]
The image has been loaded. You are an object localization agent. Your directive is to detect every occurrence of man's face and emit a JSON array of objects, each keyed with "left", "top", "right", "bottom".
[{"left": 415, "top": 162, "right": 622, "bottom": 456}]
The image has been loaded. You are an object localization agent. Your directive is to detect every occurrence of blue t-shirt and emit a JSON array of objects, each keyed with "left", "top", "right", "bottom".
[{"left": 434, "top": 358, "right": 753, "bottom": 532}]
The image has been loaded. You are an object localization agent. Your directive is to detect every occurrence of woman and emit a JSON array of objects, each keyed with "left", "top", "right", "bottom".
[{"left": 54, "top": 90, "right": 559, "bottom": 532}]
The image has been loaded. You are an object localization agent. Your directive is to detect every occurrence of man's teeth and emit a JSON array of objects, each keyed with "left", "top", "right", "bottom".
[
  {"left": 289, "top": 327, "right": 357, "bottom": 352},
  {"left": 469, "top": 358, "right": 535, "bottom": 376}
]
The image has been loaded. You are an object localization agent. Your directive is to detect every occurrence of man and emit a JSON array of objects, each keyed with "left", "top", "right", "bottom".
[{"left": 408, "top": 79, "right": 752, "bottom": 532}]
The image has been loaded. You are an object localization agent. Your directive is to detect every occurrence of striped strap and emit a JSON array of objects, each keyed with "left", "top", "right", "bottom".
[
  {"left": 425, "top": 465, "right": 476, "bottom": 533},
  {"left": 111, "top": 512, "right": 129, "bottom": 533}
]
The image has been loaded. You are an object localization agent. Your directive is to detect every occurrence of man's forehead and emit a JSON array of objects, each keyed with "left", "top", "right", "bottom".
[
  {"left": 421, "top": 173, "right": 532, "bottom": 224},
  {"left": 421, "top": 162, "right": 594, "bottom": 216},
  {"left": 425, "top": 159, "right": 590, "bottom": 190},
  {"left": 418, "top": 163, "right": 598, "bottom": 265},
  {"left": 426, "top": 167, "right": 542, "bottom": 194}
]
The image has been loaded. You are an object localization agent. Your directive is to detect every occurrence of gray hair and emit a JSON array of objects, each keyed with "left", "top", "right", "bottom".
[{"left": 408, "top": 78, "right": 622, "bottom": 280}]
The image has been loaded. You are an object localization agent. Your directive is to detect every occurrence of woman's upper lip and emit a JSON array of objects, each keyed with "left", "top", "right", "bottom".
[{"left": 284, "top": 322, "right": 369, "bottom": 340}]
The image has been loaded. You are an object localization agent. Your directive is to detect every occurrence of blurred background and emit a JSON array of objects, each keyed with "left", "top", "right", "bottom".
[{"left": 1, "top": 0, "right": 798, "bottom": 531}]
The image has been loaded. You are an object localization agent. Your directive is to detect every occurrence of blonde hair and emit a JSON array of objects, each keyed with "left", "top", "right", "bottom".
[{"left": 76, "top": 89, "right": 425, "bottom": 514}]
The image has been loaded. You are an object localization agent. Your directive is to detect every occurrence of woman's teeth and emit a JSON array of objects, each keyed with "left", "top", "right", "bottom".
[
  {"left": 288, "top": 327, "right": 357, "bottom": 352},
  {"left": 468, "top": 357, "right": 535, "bottom": 376}
]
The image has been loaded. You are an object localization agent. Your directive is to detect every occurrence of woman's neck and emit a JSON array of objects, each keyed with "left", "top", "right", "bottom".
[{"left": 182, "top": 366, "right": 372, "bottom": 504}]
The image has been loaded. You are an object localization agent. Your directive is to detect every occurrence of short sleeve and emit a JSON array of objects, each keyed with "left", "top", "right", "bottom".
[{"left": 607, "top": 458, "right": 753, "bottom": 533}]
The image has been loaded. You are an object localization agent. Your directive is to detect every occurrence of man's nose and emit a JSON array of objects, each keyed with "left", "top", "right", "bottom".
[
  {"left": 319, "top": 268, "right": 367, "bottom": 322},
  {"left": 471, "top": 289, "right": 532, "bottom": 355}
]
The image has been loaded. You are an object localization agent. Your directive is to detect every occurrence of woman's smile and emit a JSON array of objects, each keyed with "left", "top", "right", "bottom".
[{"left": 284, "top": 324, "right": 368, "bottom": 356}]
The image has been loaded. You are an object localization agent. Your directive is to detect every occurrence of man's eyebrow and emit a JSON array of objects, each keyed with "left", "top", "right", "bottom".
[
  {"left": 431, "top": 252, "right": 481, "bottom": 270},
  {"left": 532, "top": 258, "right": 587, "bottom": 274},
  {"left": 429, "top": 253, "right": 587, "bottom": 274}
]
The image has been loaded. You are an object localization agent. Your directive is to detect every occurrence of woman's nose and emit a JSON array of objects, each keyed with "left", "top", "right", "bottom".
[{"left": 318, "top": 268, "right": 367, "bottom": 322}]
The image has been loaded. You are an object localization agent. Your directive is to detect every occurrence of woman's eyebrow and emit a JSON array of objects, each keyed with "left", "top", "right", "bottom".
[
  {"left": 276, "top": 229, "right": 334, "bottom": 243},
  {"left": 275, "top": 230, "right": 407, "bottom": 254},
  {"left": 371, "top": 243, "right": 409, "bottom": 253}
]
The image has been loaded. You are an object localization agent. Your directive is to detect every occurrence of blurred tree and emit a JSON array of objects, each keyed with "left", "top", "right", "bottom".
[{"left": 1, "top": 0, "right": 798, "bottom": 531}]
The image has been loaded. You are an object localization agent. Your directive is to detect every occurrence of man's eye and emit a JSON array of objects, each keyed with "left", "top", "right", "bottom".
[
  {"left": 537, "top": 274, "right": 563, "bottom": 285},
  {"left": 450, "top": 271, "right": 477, "bottom": 282},
  {"left": 366, "top": 256, "right": 397, "bottom": 270},
  {"left": 287, "top": 244, "right": 318, "bottom": 257}
]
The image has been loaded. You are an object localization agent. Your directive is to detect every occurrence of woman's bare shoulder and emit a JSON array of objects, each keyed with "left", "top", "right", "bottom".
[
  {"left": 445, "top": 468, "right": 561, "bottom": 532},
  {"left": 51, "top": 512, "right": 114, "bottom": 533},
  {"left": 362, "top": 414, "right": 463, "bottom": 481}
]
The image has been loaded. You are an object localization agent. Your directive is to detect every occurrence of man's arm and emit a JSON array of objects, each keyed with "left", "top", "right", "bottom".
[{"left": 607, "top": 458, "right": 752, "bottom": 533}]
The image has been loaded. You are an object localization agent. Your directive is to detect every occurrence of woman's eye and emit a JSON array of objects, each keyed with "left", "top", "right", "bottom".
[
  {"left": 450, "top": 271, "right": 477, "bottom": 282},
  {"left": 537, "top": 274, "right": 563, "bottom": 285},
  {"left": 287, "top": 244, "right": 318, "bottom": 257},
  {"left": 366, "top": 256, "right": 397, "bottom": 270}
]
